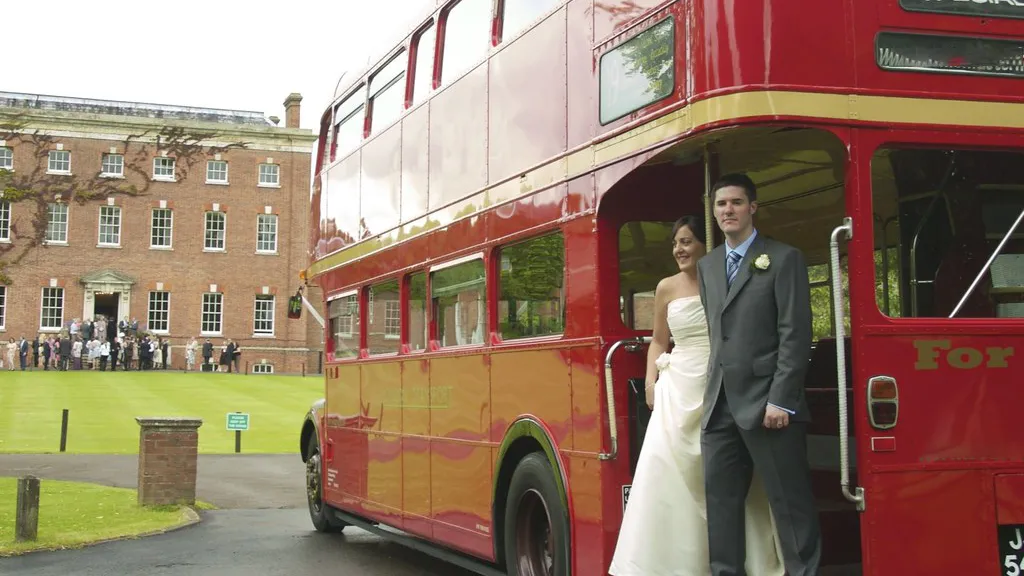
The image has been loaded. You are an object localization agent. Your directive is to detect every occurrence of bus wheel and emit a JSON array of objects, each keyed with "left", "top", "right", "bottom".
[
  {"left": 503, "top": 453, "right": 569, "bottom": 576},
  {"left": 306, "top": 435, "right": 345, "bottom": 533}
]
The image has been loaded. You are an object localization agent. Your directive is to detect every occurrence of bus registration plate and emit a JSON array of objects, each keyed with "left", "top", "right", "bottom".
[
  {"left": 622, "top": 485, "right": 631, "bottom": 513},
  {"left": 999, "top": 525, "right": 1024, "bottom": 575}
]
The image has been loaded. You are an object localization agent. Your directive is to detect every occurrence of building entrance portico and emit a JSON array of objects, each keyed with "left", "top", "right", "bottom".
[{"left": 80, "top": 270, "right": 134, "bottom": 323}]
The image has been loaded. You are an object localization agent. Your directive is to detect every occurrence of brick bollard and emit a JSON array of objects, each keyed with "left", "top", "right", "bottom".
[{"left": 135, "top": 417, "right": 203, "bottom": 506}]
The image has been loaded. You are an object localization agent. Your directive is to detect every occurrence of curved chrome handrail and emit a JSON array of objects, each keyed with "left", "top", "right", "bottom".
[{"left": 599, "top": 336, "right": 650, "bottom": 461}]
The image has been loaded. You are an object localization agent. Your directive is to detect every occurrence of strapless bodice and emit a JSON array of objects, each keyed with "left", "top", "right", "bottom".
[{"left": 667, "top": 296, "right": 709, "bottom": 352}]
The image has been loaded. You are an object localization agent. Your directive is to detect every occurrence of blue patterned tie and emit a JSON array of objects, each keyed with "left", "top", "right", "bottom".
[{"left": 726, "top": 250, "right": 742, "bottom": 287}]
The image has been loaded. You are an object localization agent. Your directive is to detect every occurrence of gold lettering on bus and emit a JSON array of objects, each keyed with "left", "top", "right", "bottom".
[
  {"left": 382, "top": 386, "right": 453, "bottom": 409},
  {"left": 913, "top": 339, "right": 1014, "bottom": 370}
]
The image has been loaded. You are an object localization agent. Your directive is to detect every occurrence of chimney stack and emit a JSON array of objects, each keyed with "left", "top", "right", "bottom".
[{"left": 283, "top": 93, "right": 302, "bottom": 128}]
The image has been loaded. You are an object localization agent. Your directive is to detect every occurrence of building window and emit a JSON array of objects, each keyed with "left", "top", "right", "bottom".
[
  {"left": 254, "top": 295, "right": 275, "bottom": 336},
  {"left": 101, "top": 154, "right": 124, "bottom": 177},
  {"left": 368, "top": 280, "right": 400, "bottom": 355},
  {"left": 206, "top": 160, "right": 228, "bottom": 184},
  {"left": 252, "top": 362, "right": 274, "bottom": 374},
  {"left": 411, "top": 22, "right": 437, "bottom": 106},
  {"left": 256, "top": 214, "right": 278, "bottom": 253},
  {"left": 258, "top": 163, "right": 279, "bottom": 187},
  {"left": 201, "top": 293, "right": 223, "bottom": 335},
  {"left": 153, "top": 157, "right": 175, "bottom": 181},
  {"left": 45, "top": 203, "right": 68, "bottom": 244},
  {"left": 204, "top": 211, "right": 226, "bottom": 251},
  {"left": 0, "top": 286, "right": 6, "bottom": 331},
  {"left": 151, "top": 208, "right": 173, "bottom": 248},
  {"left": 432, "top": 257, "right": 486, "bottom": 347},
  {"left": 441, "top": 0, "right": 492, "bottom": 86},
  {"left": 48, "top": 150, "right": 70, "bottom": 174},
  {"left": 148, "top": 291, "right": 170, "bottom": 333},
  {"left": 40, "top": 287, "right": 64, "bottom": 330},
  {"left": 0, "top": 147, "right": 12, "bottom": 170},
  {"left": 0, "top": 201, "right": 9, "bottom": 242},
  {"left": 98, "top": 206, "right": 121, "bottom": 247},
  {"left": 328, "top": 293, "right": 359, "bottom": 359}
]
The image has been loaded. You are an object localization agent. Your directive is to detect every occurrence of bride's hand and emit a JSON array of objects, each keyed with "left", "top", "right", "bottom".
[{"left": 645, "top": 382, "right": 655, "bottom": 410}]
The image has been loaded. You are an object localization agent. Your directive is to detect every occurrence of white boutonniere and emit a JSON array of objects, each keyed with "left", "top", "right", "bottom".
[{"left": 752, "top": 254, "right": 771, "bottom": 271}]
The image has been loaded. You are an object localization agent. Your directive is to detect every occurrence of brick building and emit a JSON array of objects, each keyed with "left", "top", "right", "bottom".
[{"left": 0, "top": 91, "right": 323, "bottom": 374}]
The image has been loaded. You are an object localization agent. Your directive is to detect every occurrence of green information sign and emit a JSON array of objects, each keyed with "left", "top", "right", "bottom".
[{"left": 226, "top": 413, "right": 250, "bottom": 431}]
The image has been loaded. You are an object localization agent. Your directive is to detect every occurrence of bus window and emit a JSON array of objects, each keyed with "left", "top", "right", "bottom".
[
  {"left": 618, "top": 221, "right": 677, "bottom": 330},
  {"left": 369, "top": 51, "right": 407, "bottom": 134},
  {"left": 328, "top": 292, "right": 360, "bottom": 359},
  {"left": 498, "top": 232, "right": 565, "bottom": 340},
  {"left": 871, "top": 147, "right": 1024, "bottom": 319},
  {"left": 368, "top": 279, "right": 401, "bottom": 355},
  {"left": 431, "top": 257, "right": 486, "bottom": 347},
  {"left": 411, "top": 23, "right": 437, "bottom": 106},
  {"left": 333, "top": 87, "right": 365, "bottom": 160},
  {"left": 408, "top": 272, "right": 428, "bottom": 351},
  {"left": 599, "top": 16, "right": 675, "bottom": 125},
  {"left": 499, "top": 0, "right": 560, "bottom": 43},
  {"left": 440, "top": 0, "right": 492, "bottom": 86}
]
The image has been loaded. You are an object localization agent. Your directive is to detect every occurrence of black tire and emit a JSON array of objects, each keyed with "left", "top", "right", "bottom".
[
  {"left": 503, "top": 453, "right": 570, "bottom": 576},
  {"left": 306, "top": 434, "right": 345, "bottom": 533}
]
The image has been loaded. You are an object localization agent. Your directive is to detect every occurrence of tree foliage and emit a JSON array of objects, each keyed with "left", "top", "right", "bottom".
[{"left": 0, "top": 113, "right": 249, "bottom": 285}]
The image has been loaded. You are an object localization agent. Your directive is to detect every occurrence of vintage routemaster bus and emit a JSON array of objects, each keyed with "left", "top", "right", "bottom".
[{"left": 296, "top": 0, "right": 1024, "bottom": 574}]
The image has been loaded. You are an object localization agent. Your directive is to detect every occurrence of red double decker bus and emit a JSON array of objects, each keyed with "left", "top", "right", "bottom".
[{"left": 296, "top": 1, "right": 1024, "bottom": 574}]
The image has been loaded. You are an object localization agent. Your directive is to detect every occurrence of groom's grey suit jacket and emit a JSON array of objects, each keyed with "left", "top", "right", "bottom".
[{"left": 697, "top": 233, "right": 813, "bottom": 430}]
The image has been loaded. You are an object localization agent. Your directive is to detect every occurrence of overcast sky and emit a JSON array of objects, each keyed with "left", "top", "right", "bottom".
[{"left": 5, "top": 0, "right": 430, "bottom": 132}]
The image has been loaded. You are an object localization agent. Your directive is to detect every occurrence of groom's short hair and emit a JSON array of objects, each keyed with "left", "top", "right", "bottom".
[{"left": 711, "top": 173, "right": 757, "bottom": 203}]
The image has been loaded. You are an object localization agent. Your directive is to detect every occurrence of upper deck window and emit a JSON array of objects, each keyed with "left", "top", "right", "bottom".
[
  {"left": 370, "top": 51, "right": 407, "bottom": 134},
  {"left": 411, "top": 23, "right": 437, "bottom": 106},
  {"left": 599, "top": 17, "right": 675, "bottom": 125},
  {"left": 333, "top": 87, "right": 365, "bottom": 160},
  {"left": 499, "top": 0, "right": 560, "bottom": 42},
  {"left": 441, "top": 0, "right": 492, "bottom": 86}
]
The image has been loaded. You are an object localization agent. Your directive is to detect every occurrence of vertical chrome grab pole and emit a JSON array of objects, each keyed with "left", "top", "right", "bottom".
[
  {"left": 600, "top": 337, "right": 649, "bottom": 461},
  {"left": 830, "top": 217, "right": 865, "bottom": 511}
]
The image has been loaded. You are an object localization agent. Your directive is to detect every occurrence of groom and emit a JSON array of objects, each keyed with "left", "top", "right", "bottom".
[{"left": 697, "top": 173, "right": 821, "bottom": 575}]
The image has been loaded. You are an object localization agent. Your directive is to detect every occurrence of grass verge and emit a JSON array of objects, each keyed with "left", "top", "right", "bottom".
[
  {"left": 0, "top": 477, "right": 206, "bottom": 556},
  {"left": 0, "top": 372, "right": 323, "bottom": 454}
]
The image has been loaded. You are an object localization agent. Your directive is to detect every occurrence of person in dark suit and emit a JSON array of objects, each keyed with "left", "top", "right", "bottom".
[
  {"left": 202, "top": 338, "right": 213, "bottom": 371},
  {"left": 19, "top": 336, "right": 29, "bottom": 370},
  {"left": 698, "top": 173, "right": 820, "bottom": 576}
]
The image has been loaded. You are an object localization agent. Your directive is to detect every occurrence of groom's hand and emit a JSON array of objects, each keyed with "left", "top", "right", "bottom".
[{"left": 763, "top": 405, "right": 790, "bottom": 429}]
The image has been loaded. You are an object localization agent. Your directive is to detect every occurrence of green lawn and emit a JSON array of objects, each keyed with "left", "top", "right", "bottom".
[
  {"left": 0, "top": 477, "right": 197, "bottom": 556},
  {"left": 0, "top": 372, "right": 324, "bottom": 454}
]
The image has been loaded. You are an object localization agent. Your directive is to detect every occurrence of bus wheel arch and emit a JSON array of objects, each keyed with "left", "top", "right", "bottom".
[
  {"left": 300, "top": 420, "right": 316, "bottom": 463},
  {"left": 493, "top": 418, "right": 571, "bottom": 575}
]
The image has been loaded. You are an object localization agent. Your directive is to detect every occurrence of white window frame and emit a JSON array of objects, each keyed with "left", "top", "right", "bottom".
[
  {"left": 253, "top": 295, "right": 275, "bottom": 337},
  {"left": 252, "top": 363, "right": 274, "bottom": 374},
  {"left": 256, "top": 214, "right": 278, "bottom": 254},
  {"left": 45, "top": 203, "right": 69, "bottom": 245},
  {"left": 40, "top": 287, "right": 64, "bottom": 331},
  {"left": 97, "top": 205, "right": 122, "bottom": 247},
  {"left": 201, "top": 292, "right": 224, "bottom": 335},
  {"left": 206, "top": 160, "right": 228, "bottom": 184},
  {"left": 47, "top": 150, "right": 71, "bottom": 175},
  {"left": 153, "top": 157, "right": 175, "bottom": 181},
  {"left": 148, "top": 291, "right": 170, "bottom": 334},
  {"left": 204, "top": 211, "right": 226, "bottom": 252},
  {"left": 0, "top": 147, "right": 12, "bottom": 170},
  {"left": 384, "top": 299, "right": 400, "bottom": 339},
  {"left": 0, "top": 201, "right": 10, "bottom": 242},
  {"left": 150, "top": 208, "right": 173, "bottom": 249},
  {"left": 0, "top": 285, "right": 6, "bottom": 331},
  {"left": 101, "top": 153, "right": 124, "bottom": 177},
  {"left": 258, "top": 163, "right": 280, "bottom": 187}
]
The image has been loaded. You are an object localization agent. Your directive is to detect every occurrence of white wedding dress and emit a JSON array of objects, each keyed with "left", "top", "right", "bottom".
[{"left": 608, "top": 296, "right": 785, "bottom": 576}]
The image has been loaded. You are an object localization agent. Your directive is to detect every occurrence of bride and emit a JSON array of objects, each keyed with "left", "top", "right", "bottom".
[{"left": 608, "top": 215, "right": 784, "bottom": 576}]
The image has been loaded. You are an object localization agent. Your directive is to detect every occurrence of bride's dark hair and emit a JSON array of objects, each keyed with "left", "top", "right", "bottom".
[{"left": 670, "top": 215, "right": 706, "bottom": 246}]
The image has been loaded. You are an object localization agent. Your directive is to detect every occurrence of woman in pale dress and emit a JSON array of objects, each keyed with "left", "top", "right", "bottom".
[
  {"left": 186, "top": 336, "right": 198, "bottom": 371},
  {"left": 609, "top": 215, "right": 784, "bottom": 576}
]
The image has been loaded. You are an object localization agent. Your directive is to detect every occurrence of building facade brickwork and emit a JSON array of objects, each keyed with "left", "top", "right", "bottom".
[{"left": 0, "top": 91, "right": 322, "bottom": 374}]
